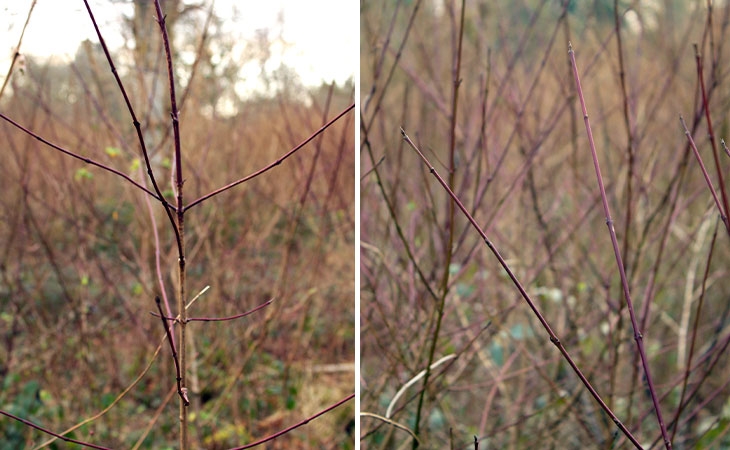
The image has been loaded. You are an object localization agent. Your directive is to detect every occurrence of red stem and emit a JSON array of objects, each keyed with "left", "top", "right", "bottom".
[{"left": 569, "top": 42, "right": 671, "bottom": 450}]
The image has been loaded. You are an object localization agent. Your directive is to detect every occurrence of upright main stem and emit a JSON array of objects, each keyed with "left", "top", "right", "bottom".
[
  {"left": 411, "top": 2, "right": 465, "bottom": 447},
  {"left": 153, "top": 2, "right": 187, "bottom": 447},
  {"left": 569, "top": 42, "right": 671, "bottom": 449},
  {"left": 177, "top": 209, "right": 187, "bottom": 448}
]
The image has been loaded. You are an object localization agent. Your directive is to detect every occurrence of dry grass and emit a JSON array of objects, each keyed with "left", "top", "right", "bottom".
[{"left": 0, "top": 4, "right": 354, "bottom": 449}]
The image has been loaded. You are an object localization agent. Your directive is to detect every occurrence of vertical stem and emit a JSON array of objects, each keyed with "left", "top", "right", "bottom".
[
  {"left": 154, "top": 1, "right": 187, "bottom": 447},
  {"left": 412, "top": 1, "right": 465, "bottom": 447},
  {"left": 177, "top": 214, "right": 187, "bottom": 449},
  {"left": 569, "top": 42, "right": 671, "bottom": 450},
  {"left": 610, "top": 0, "right": 632, "bottom": 425},
  {"left": 694, "top": 44, "right": 730, "bottom": 232}
]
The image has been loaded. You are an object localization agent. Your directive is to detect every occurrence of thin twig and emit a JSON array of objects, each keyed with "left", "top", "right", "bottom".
[
  {"left": 694, "top": 44, "right": 730, "bottom": 226},
  {"left": 0, "top": 0, "right": 35, "bottom": 100},
  {"left": 152, "top": 298, "right": 273, "bottom": 322},
  {"left": 0, "top": 112, "right": 166, "bottom": 204},
  {"left": 185, "top": 103, "right": 354, "bottom": 210},
  {"left": 229, "top": 393, "right": 355, "bottom": 449},
  {"left": 400, "top": 126, "right": 643, "bottom": 449},
  {"left": 412, "top": 2, "right": 466, "bottom": 446},
  {"left": 670, "top": 216, "right": 719, "bottom": 443},
  {"left": 679, "top": 115, "right": 730, "bottom": 234},
  {"left": 34, "top": 340, "right": 166, "bottom": 450},
  {"left": 0, "top": 409, "right": 112, "bottom": 450},
  {"left": 155, "top": 296, "right": 189, "bottom": 407},
  {"left": 82, "top": 0, "right": 181, "bottom": 251},
  {"left": 360, "top": 412, "right": 421, "bottom": 444},
  {"left": 569, "top": 42, "right": 670, "bottom": 449}
]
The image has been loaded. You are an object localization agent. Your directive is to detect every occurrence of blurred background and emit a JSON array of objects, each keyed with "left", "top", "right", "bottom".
[
  {"left": 361, "top": 1, "right": 730, "bottom": 448},
  {"left": 0, "top": 1, "right": 354, "bottom": 448}
]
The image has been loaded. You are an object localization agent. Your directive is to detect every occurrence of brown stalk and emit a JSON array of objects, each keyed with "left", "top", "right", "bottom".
[
  {"left": 610, "top": 1, "right": 635, "bottom": 420},
  {"left": 151, "top": 2, "right": 188, "bottom": 448},
  {"left": 0, "top": 0, "right": 36, "bottom": 100}
]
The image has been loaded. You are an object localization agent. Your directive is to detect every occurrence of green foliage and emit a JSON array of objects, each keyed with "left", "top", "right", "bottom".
[
  {"left": 0, "top": 378, "right": 42, "bottom": 450},
  {"left": 74, "top": 167, "right": 93, "bottom": 181},
  {"left": 695, "top": 418, "right": 730, "bottom": 448}
]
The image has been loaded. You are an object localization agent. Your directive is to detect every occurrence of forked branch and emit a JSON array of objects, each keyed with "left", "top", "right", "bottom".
[{"left": 155, "top": 296, "right": 189, "bottom": 407}]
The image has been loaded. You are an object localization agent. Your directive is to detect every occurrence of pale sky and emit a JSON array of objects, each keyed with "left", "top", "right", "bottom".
[{"left": 0, "top": 0, "right": 356, "bottom": 93}]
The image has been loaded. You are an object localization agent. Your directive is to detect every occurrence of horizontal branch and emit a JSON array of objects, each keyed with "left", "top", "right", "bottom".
[{"left": 151, "top": 298, "right": 273, "bottom": 323}]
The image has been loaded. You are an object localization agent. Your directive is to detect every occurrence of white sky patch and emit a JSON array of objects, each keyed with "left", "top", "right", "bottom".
[
  {"left": 0, "top": 0, "right": 355, "bottom": 92},
  {"left": 0, "top": 2, "right": 127, "bottom": 64}
]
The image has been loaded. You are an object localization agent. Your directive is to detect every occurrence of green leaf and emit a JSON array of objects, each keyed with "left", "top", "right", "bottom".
[
  {"left": 74, "top": 167, "right": 93, "bottom": 181},
  {"left": 455, "top": 282, "right": 474, "bottom": 297},
  {"left": 101, "top": 393, "right": 116, "bottom": 408},
  {"left": 285, "top": 394, "right": 296, "bottom": 410},
  {"left": 490, "top": 341, "right": 504, "bottom": 366},
  {"left": 39, "top": 389, "right": 53, "bottom": 404},
  {"left": 428, "top": 408, "right": 445, "bottom": 429},
  {"left": 449, "top": 263, "right": 460, "bottom": 277},
  {"left": 104, "top": 146, "right": 121, "bottom": 158}
]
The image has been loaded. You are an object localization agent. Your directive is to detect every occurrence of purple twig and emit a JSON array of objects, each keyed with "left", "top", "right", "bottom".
[
  {"left": 400, "top": 126, "right": 644, "bottom": 449},
  {"left": 694, "top": 44, "right": 730, "bottom": 226},
  {"left": 0, "top": 409, "right": 112, "bottom": 450},
  {"left": 152, "top": 298, "right": 273, "bottom": 322},
  {"left": 0, "top": 112, "right": 167, "bottom": 205},
  {"left": 228, "top": 393, "right": 354, "bottom": 449},
  {"left": 82, "top": 0, "right": 182, "bottom": 253},
  {"left": 569, "top": 42, "right": 670, "bottom": 449},
  {"left": 185, "top": 103, "right": 354, "bottom": 210},
  {"left": 679, "top": 115, "right": 730, "bottom": 234},
  {"left": 155, "top": 296, "right": 189, "bottom": 406}
]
